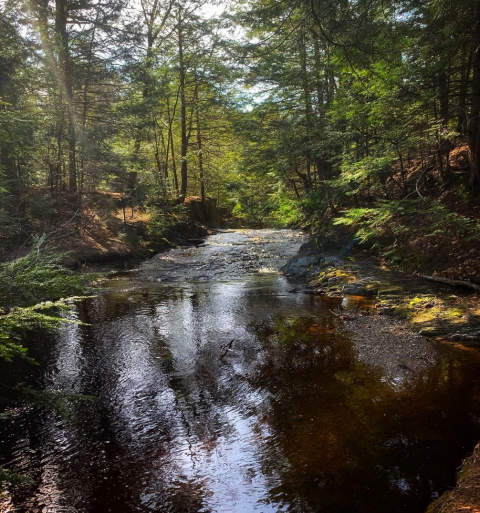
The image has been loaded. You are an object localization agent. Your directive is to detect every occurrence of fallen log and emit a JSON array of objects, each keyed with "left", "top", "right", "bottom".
[{"left": 421, "top": 275, "right": 480, "bottom": 292}]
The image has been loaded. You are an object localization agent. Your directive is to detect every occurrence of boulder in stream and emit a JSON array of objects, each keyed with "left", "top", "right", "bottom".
[{"left": 281, "top": 254, "right": 322, "bottom": 277}]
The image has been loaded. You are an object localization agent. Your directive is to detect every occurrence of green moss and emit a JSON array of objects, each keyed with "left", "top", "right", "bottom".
[
  {"left": 393, "top": 307, "right": 410, "bottom": 318},
  {"left": 409, "top": 295, "right": 436, "bottom": 308}
]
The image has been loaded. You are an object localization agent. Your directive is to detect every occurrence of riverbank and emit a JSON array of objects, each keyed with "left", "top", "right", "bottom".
[
  {"left": 282, "top": 240, "right": 480, "bottom": 513},
  {"left": 0, "top": 192, "right": 244, "bottom": 268},
  {"left": 283, "top": 241, "right": 480, "bottom": 343},
  {"left": 58, "top": 195, "right": 213, "bottom": 268},
  {"left": 427, "top": 443, "right": 480, "bottom": 512}
]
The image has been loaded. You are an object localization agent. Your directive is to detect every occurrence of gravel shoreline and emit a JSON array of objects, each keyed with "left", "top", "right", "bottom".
[{"left": 344, "top": 314, "right": 439, "bottom": 380}]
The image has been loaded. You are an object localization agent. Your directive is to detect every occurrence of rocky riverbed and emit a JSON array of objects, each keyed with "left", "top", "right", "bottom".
[{"left": 282, "top": 240, "right": 480, "bottom": 344}]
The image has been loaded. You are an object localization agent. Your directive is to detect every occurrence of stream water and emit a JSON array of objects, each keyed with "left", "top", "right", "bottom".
[{"left": 2, "top": 229, "right": 480, "bottom": 513}]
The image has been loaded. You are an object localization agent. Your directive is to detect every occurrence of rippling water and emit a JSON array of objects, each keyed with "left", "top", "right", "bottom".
[{"left": 2, "top": 230, "right": 480, "bottom": 512}]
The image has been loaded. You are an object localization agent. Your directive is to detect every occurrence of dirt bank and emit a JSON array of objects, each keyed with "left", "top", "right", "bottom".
[
  {"left": 54, "top": 194, "right": 210, "bottom": 267},
  {"left": 0, "top": 192, "right": 232, "bottom": 267},
  {"left": 427, "top": 443, "right": 480, "bottom": 513}
]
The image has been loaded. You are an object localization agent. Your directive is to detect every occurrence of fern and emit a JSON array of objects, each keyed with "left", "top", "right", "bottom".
[
  {"left": 0, "top": 238, "right": 92, "bottom": 362},
  {"left": 334, "top": 198, "right": 480, "bottom": 256},
  {"left": 0, "top": 237, "right": 90, "bottom": 308},
  {"left": 0, "top": 300, "right": 84, "bottom": 362}
]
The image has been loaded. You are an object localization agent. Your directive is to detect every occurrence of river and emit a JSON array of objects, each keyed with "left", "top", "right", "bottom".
[{"left": 2, "top": 229, "right": 480, "bottom": 512}]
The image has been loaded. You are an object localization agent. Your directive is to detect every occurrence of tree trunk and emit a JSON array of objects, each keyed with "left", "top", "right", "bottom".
[
  {"left": 56, "top": 0, "right": 76, "bottom": 192},
  {"left": 196, "top": 103, "right": 205, "bottom": 203},
  {"left": 300, "top": 30, "right": 313, "bottom": 187},
  {"left": 437, "top": 67, "right": 451, "bottom": 178},
  {"left": 166, "top": 93, "right": 179, "bottom": 192},
  {"left": 457, "top": 42, "right": 471, "bottom": 134},
  {"left": 313, "top": 36, "right": 324, "bottom": 117},
  {"left": 178, "top": 10, "right": 188, "bottom": 198},
  {"left": 468, "top": 5, "right": 480, "bottom": 189}
]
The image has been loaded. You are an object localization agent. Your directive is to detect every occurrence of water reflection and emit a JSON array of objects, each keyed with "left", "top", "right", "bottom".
[
  {"left": 250, "top": 315, "right": 480, "bottom": 512},
  {"left": 1, "top": 231, "right": 480, "bottom": 512}
]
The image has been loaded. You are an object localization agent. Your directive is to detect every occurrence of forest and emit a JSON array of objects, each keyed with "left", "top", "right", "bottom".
[
  {"left": 1, "top": 0, "right": 479, "bottom": 276},
  {"left": 2, "top": 0, "right": 480, "bottom": 511}
]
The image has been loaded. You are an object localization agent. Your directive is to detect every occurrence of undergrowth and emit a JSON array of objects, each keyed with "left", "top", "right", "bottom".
[
  {"left": 333, "top": 198, "right": 480, "bottom": 265},
  {"left": 0, "top": 239, "right": 89, "bottom": 307},
  {"left": 0, "top": 235, "right": 92, "bottom": 362}
]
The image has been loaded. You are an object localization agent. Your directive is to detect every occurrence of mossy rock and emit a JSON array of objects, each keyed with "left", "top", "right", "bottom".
[
  {"left": 342, "top": 279, "right": 381, "bottom": 297},
  {"left": 409, "top": 295, "right": 437, "bottom": 308}
]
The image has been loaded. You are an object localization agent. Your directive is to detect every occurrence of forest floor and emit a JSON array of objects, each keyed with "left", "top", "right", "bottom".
[
  {"left": 0, "top": 191, "right": 212, "bottom": 267},
  {"left": 48, "top": 194, "right": 238, "bottom": 268},
  {"left": 393, "top": 142, "right": 480, "bottom": 285},
  {"left": 320, "top": 140, "right": 480, "bottom": 287},
  {"left": 59, "top": 193, "right": 153, "bottom": 267},
  {"left": 0, "top": 191, "right": 155, "bottom": 265}
]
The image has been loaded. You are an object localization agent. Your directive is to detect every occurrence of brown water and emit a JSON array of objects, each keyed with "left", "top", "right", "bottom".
[{"left": 2, "top": 230, "right": 480, "bottom": 513}]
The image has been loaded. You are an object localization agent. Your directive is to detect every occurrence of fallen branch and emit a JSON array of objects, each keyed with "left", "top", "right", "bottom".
[
  {"left": 415, "top": 155, "right": 435, "bottom": 199},
  {"left": 220, "top": 339, "right": 235, "bottom": 358},
  {"left": 421, "top": 275, "right": 480, "bottom": 292}
]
